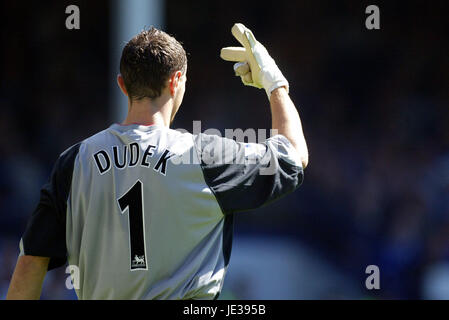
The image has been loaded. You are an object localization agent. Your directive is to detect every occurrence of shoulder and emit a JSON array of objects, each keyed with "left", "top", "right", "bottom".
[
  {"left": 167, "top": 127, "right": 194, "bottom": 141},
  {"left": 164, "top": 128, "right": 196, "bottom": 154},
  {"left": 192, "top": 132, "right": 240, "bottom": 152},
  {"left": 63, "top": 129, "right": 113, "bottom": 162},
  {"left": 56, "top": 142, "right": 82, "bottom": 172},
  {"left": 78, "top": 128, "right": 110, "bottom": 151}
]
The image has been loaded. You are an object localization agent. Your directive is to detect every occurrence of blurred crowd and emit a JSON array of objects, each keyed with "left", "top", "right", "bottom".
[{"left": 1, "top": 1, "right": 448, "bottom": 299}]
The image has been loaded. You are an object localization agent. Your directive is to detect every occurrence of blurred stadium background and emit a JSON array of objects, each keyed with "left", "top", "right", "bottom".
[{"left": 0, "top": 0, "right": 448, "bottom": 299}]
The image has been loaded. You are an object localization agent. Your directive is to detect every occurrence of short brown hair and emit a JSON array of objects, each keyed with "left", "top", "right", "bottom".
[{"left": 120, "top": 27, "right": 187, "bottom": 101}]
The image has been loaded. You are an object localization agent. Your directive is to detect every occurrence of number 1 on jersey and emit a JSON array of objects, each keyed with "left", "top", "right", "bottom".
[{"left": 117, "top": 180, "right": 148, "bottom": 270}]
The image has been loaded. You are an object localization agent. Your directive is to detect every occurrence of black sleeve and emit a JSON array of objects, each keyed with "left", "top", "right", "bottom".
[
  {"left": 20, "top": 143, "right": 81, "bottom": 270},
  {"left": 194, "top": 134, "right": 303, "bottom": 215}
]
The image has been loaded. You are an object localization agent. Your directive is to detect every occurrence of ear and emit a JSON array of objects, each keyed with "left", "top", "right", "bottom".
[
  {"left": 117, "top": 74, "right": 128, "bottom": 96},
  {"left": 169, "top": 71, "right": 183, "bottom": 96}
]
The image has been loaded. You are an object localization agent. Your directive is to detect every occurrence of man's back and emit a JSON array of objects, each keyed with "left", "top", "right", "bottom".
[
  {"left": 68, "top": 124, "right": 230, "bottom": 299},
  {"left": 18, "top": 123, "right": 303, "bottom": 299}
]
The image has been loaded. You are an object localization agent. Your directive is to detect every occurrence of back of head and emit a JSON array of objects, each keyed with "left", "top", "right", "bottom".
[{"left": 120, "top": 27, "right": 187, "bottom": 102}]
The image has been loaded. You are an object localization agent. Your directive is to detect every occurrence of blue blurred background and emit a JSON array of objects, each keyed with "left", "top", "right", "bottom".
[{"left": 0, "top": 0, "right": 448, "bottom": 299}]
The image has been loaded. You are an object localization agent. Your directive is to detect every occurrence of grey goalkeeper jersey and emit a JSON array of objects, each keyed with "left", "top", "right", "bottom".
[{"left": 19, "top": 123, "right": 303, "bottom": 300}]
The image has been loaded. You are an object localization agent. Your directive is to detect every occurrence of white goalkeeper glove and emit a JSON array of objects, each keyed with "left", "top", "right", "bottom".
[{"left": 220, "top": 23, "right": 289, "bottom": 99}]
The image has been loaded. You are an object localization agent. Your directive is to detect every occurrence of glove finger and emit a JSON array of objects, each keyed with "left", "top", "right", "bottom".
[
  {"left": 244, "top": 28, "right": 258, "bottom": 50},
  {"left": 220, "top": 47, "right": 246, "bottom": 62},
  {"left": 234, "top": 62, "right": 250, "bottom": 76},
  {"left": 231, "top": 23, "right": 252, "bottom": 50},
  {"left": 242, "top": 71, "right": 253, "bottom": 84}
]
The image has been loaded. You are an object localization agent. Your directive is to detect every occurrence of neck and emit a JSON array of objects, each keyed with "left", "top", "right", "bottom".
[{"left": 122, "top": 95, "right": 173, "bottom": 127}]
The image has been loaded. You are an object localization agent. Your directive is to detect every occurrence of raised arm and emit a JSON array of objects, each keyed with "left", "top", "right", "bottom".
[
  {"left": 221, "top": 23, "right": 308, "bottom": 169},
  {"left": 270, "top": 87, "right": 308, "bottom": 168},
  {"left": 6, "top": 256, "right": 49, "bottom": 300}
]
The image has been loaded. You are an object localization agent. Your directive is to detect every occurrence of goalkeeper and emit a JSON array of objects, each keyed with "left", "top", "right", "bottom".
[{"left": 7, "top": 23, "right": 308, "bottom": 300}]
